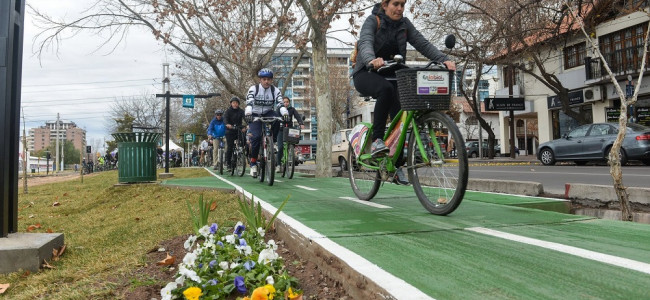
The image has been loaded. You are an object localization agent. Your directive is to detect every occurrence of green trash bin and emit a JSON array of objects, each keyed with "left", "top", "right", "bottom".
[{"left": 112, "top": 132, "right": 161, "bottom": 183}]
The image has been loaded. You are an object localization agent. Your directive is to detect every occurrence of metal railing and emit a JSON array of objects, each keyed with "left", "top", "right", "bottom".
[{"left": 585, "top": 46, "right": 650, "bottom": 80}]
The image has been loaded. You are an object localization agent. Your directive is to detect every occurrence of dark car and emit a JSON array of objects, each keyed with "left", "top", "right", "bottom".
[
  {"left": 465, "top": 141, "right": 501, "bottom": 158},
  {"left": 537, "top": 122, "right": 650, "bottom": 166}
]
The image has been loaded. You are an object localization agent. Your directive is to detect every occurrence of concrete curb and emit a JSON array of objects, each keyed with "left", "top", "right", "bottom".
[
  {"left": 468, "top": 178, "right": 543, "bottom": 196},
  {"left": 565, "top": 183, "right": 650, "bottom": 205}
]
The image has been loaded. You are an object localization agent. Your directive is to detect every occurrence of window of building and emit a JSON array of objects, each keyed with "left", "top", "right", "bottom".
[
  {"left": 599, "top": 23, "right": 649, "bottom": 73},
  {"left": 502, "top": 66, "right": 520, "bottom": 89},
  {"left": 563, "top": 42, "right": 586, "bottom": 69}
]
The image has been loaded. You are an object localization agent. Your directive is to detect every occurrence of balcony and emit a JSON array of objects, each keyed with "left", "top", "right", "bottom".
[{"left": 585, "top": 46, "right": 650, "bottom": 84}]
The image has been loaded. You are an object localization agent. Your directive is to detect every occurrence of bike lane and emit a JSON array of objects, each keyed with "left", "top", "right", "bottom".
[{"left": 163, "top": 171, "right": 650, "bottom": 299}]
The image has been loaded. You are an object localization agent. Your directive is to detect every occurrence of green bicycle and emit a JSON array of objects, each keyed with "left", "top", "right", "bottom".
[
  {"left": 278, "top": 125, "right": 300, "bottom": 179},
  {"left": 348, "top": 45, "right": 468, "bottom": 215}
]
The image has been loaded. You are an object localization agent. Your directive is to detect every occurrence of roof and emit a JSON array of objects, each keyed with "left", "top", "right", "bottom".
[{"left": 453, "top": 99, "right": 499, "bottom": 114}]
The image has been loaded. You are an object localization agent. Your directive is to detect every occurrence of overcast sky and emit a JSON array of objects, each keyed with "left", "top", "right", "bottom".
[{"left": 21, "top": 0, "right": 171, "bottom": 150}]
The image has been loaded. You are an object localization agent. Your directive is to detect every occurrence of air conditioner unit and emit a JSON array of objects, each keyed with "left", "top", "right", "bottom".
[{"left": 583, "top": 86, "right": 602, "bottom": 102}]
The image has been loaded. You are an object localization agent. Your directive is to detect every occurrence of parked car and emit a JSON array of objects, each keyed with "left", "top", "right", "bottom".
[
  {"left": 465, "top": 141, "right": 501, "bottom": 158},
  {"left": 332, "top": 129, "right": 352, "bottom": 171},
  {"left": 537, "top": 122, "right": 650, "bottom": 166}
]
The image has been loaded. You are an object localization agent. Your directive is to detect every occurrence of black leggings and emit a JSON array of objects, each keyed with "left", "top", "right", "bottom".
[{"left": 353, "top": 70, "right": 401, "bottom": 141}]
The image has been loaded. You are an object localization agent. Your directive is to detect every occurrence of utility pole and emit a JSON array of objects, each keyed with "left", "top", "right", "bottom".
[
  {"left": 22, "top": 108, "right": 27, "bottom": 194},
  {"left": 80, "top": 148, "right": 83, "bottom": 183},
  {"left": 55, "top": 113, "right": 60, "bottom": 173},
  {"left": 508, "top": 67, "right": 516, "bottom": 159}
]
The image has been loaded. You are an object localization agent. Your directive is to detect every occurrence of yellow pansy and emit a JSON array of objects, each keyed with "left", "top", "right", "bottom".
[{"left": 183, "top": 286, "right": 203, "bottom": 300}]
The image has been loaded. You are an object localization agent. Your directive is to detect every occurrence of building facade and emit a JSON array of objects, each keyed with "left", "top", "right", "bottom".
[
  {"left": 26, "top": 120, "right": 86, "bottom": 152},
  {"left": 495, "top": 6, "right": 650, "bottom": 156}
]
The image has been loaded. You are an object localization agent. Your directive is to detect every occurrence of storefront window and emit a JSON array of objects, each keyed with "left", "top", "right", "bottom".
[{"left": 551, "top": 105, "right": 593, "bottom": 139}]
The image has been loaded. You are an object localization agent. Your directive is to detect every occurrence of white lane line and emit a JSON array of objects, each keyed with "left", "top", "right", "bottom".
[
  {"left": 206, "top": 169, "right": 433, "bottom": 300},
  {"left": 466, "top": 227, "right": 650, "bottom": 275},
  {"left": 275, "top": 180, "right": 283, "bottom": 183},
  {"left": 295, "top": 185, "right": 317, "bottom": 191},
  {"left": 339, "top": 197, "right": 392, "bottom": 209}
]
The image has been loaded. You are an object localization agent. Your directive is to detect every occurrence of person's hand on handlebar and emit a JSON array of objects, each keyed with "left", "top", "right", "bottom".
[
  {"left": 443, "top": 61, "right": 456, "bottom": 71},
  {"left": 369, "top": 57, "right": 385, "bottom": 70}
]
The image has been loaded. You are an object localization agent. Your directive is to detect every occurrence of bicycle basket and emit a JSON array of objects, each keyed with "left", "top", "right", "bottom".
[
  {"left": 283, "top": 127, "right": 301, "bottom": 144},
  {"left": 396, "top": 68, "right": 453, "bottom": 111}
]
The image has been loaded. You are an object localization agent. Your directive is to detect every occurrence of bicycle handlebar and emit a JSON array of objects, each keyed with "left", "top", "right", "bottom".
[{"left": 252, "top": 116, "right": 283, "bottom": 123}]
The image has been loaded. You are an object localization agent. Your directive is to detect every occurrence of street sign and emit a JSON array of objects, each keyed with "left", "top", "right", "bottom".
[
  {"left": 184, "top": 133, "right": 195, "bottom": 143},
  {"left": 485, "top": 97, "right": 525, "bottom": 111},
  {"left": 182, "top": 95, "right": 195, "bottom": 108}
]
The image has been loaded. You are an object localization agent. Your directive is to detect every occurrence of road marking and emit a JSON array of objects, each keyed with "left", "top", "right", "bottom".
[
  {"left": 275, "top": 180, "right": 283, "bottom": 183},
  {"left": 295, "top": 185, "right": 317, "bottom": 191},
  {"left": 466, "top": 227, "right": 650, "bottom": 275},
  {"left": 206, "top": 168, "right": 433, "bottom": 300},
  {"left": 339, "top": 197, "right": 392, "bottom": 209}
]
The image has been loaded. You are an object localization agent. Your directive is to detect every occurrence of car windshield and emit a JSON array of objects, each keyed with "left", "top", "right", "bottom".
[{"left": 626, "top": 123, "right": 650, "bottom": 131}]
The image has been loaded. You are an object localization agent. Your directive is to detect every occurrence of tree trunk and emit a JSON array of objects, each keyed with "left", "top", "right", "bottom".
[
  {"left": 311, "top": 32, "right": 333, "bottom": 178},
  {"left": 610, "top": 104, "right": 633, "bottom": 221}
]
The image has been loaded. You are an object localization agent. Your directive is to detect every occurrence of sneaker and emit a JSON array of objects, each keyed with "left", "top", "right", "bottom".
[
  {"left": 250, "top": 165, "right": 258, "bottom": 177},
  {"left": 370, "top": 139, "right": 389, "bottom": 156},
  {"left": 276, "top": 165, "right": 282, "bottom": 173},
  {"left": 394, "top": 168, "right": 410, "bottom": 185}
]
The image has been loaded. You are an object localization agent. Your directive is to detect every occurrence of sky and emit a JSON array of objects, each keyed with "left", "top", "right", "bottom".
[{"left": 21, "top": 0, "right": 172, "bottom": 151}]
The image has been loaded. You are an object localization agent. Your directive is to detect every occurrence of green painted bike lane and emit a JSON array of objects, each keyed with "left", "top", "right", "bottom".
[{"left": 163, "top": 172, "right": 650, "bottom": 299}]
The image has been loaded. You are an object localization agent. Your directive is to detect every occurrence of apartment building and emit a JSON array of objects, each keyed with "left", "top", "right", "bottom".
[
  {"left": 493, "top": 3, "right": 649, "bottom": 155},
  {"left": 270, "top": 47, "right": 352, "bottom": 157},
  {"left": 26, "top": 120, "right": 86, "bottom": 152}
]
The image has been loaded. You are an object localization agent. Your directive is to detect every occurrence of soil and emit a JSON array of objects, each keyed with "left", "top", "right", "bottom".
[{"left": 118, "top": 231, "right": 350, "bottom": 300}]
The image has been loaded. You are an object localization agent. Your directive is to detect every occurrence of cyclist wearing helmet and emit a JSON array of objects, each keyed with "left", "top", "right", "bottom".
[
  {"left": 207, "top": 109, "right": 226, "bottom": 170},
  {"left": 224, "top": 96, "right": 246, "bottom": 170},
  {"left": 244, "top": 68, "right": 287, "bottom": 177}
]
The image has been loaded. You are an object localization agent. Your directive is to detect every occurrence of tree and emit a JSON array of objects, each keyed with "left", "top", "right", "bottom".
[
  {"left": 29, "top": 0, "right": 302, "bottom": 99},
  {"left": 35, "top": 140, "right": 80, "bottom": 166},
  {"left": 565, "top": 1, "right": 649, "bottom": 221}
]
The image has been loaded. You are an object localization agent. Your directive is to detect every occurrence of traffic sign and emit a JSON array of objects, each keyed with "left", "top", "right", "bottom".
[
  {"left": 182, "top": 95, "right": 195, "bottom": 108},
  {"left": 184, "top": 133, "right": 195, "bottom": 143}
]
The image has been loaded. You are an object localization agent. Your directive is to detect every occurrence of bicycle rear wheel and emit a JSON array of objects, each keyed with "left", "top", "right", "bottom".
[
  {"left": 347, "top": 146, "right": 381, "bottom": 200},
  {"left": 280, "top": 146, "right": 287, "bottom": 178},
  {"left": 407, "top": 111, "right": 468, "bottom": 215},
  {"left": 218, "top": 147, "right": 224, "bottom": 175},
  {"left": 265, "top": 135, "right": 275, "bottom": 186},
  {"left": 287, "top": 144, "right": 295, "bottom": 179}
]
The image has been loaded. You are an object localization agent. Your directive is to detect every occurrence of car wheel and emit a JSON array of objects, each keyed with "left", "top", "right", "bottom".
[
  {"left": 574, "top": 161, "right": 588, "bottom": 166},
  {"left": 642, "top": 159, "right": 650, "bottom": 166},
  {"left": 470, "top": 152, "right": 478, "bottom": 158},
  {"left": 539, "top": 148, "right": 556, "bottom": 165},
  {"left": 605, "top": 147, "right": 628, "bottom": 166},
  {"left": 339, "top": 157, "right": 348, "bottom": 171}
]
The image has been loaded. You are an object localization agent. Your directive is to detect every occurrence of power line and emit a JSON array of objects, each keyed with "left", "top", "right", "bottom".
[
  {"left": 22, "top": 83, "right": 157, "bottom": 94},
  {"left": 22, "top": 78, "right": 158, "bottom": 87}
]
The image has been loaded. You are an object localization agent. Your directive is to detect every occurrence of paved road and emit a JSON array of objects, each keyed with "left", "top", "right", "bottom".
[{"left": 468, "top": 164, "right": 650, "bottom": 194}]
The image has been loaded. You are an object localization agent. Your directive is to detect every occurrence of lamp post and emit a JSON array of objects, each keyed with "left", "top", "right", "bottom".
[{"left": 155, "top": 92, "right": 220, "bottom": 173}]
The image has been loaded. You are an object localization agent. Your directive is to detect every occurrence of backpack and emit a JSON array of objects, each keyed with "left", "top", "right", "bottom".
[{"left": 350, "top": 15, "right": 381, "bottom": 68}]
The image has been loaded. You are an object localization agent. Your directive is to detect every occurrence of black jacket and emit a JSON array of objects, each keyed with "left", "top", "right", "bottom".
[
  {"left": 224, "top": 107, "right": 245, "bottom": 131},
  {"left": 278, "top": 106, "right": 304, "bottom": 126}
]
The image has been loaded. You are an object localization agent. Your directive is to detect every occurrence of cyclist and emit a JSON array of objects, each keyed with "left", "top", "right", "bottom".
[
  {"left": 224, "top": 96, "right": 246, "bottom": 171},
  {"left": 244, "top": 68, "right": 287, "bottom": 177},
  {"left": 276, "top": 96, "right": 305, "bottom": 172},
  {"left": 352, "top": 0, "right": 456, "bottom": 184},
  {"left": 207, "top": 109, "right": 226, "bottom": 170},
  {"left": 199, "top": 137, "right": 210, "bottom": 166}
]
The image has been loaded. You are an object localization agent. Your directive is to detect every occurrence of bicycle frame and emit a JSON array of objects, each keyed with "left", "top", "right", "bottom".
[{"left": 355, "top": 110, "right": 447, "bottom": 173}]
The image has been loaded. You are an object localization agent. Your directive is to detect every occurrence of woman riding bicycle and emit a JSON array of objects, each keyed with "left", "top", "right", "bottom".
[{"left": 353, "top": 0, "right": 456, "bottom": 184}]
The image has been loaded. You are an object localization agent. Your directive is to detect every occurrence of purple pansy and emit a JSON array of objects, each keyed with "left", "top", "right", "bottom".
[
  {"left": 208, "top": 279, "right": 218, "bottom": 286},
  {"left": 216, "top": 241, "right": 224, "bottom": 247},
  {"left": 239, "top": 239, "right": 247, "bottom": 246},
  {"left": 210, "top": 223, "right": 219, "bottom": 234},
  {"left": 209, "top": 260, "right": 217, "bottom": 268},
  {"left": 234, "top": 276, "right": 247, "bottom": 294},
  {"left": 243, "top": 260, "right": 256, "bottom": 271}
]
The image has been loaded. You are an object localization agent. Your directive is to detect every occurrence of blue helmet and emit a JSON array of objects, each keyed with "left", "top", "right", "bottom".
[{"left": 257, "top": 68, "right": 274, "bottom": 78}]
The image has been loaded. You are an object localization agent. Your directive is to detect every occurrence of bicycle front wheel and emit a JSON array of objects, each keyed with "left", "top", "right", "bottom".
[
  {"left": 265, "top": 136, "right": 275, "bottom": 186},
  {"left": 347, "top": 146, "right": 381, "bottom": 200},
  {"left": 235, "top": 147, "right": 246, "bottom": 177},
  {"left": 218, "top": 148, "right": 224, "bottom": 175},
  {"left": 407, "top": 111, "right": 468, "bottom": 215},
  {"left": 287, "top": 144, "right": 295, "bottom": 179}
]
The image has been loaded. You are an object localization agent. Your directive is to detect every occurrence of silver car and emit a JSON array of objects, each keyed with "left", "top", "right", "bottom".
[{"left": 537, "top": 122, "right": 650, "bottom": 166}]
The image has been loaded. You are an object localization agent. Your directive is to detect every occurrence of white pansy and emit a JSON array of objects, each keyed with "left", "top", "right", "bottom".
[
  {"left": 225, "top": 234, "right": 236, "bottom": 244},
  {"left": 257, "top": 227, "right": 265, "bottom": 237},
  {"left": 257, "top": 248, "right": 279, "bottom": 264},
  {"left": 219, "top": 261, "right": 229, "bottom": 270},
  {"left": 179, "top": 265, "right": 201, "bottom": 283},
  {"left": 198, "top": 225, "right": 211, "bottom": 238},
  {"left": 230, "top": 262, "right": 240, "bottom": 270},
  {"left": 266, "top": 276, "right": 275, "bottom": 285},
  {"left": 184, "top": 235, "right": 197, "bottom": 251},
  {"left": 217, "top": 270, "right": 224, "bottom": 276},
  {"left": 243, "top": 245, "right": 252, "bottom": 256},
  {"left": 182, "top": 251, "right": 198, "bottom": 267},
  {"left": 161, "top": 281, "right": 179, "bottom": 300},
  {"left": 267, "top": 239, "right": 278, "bottom": 251},
  {"left": 175, "top": 275, "right": 186, "bottom": 285}
]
